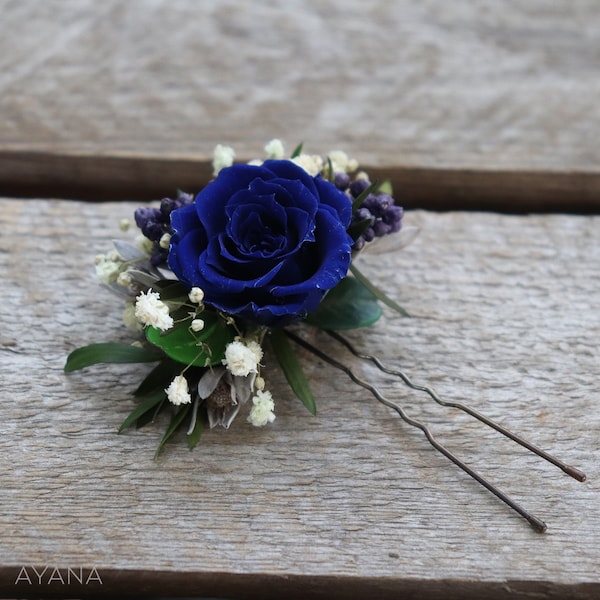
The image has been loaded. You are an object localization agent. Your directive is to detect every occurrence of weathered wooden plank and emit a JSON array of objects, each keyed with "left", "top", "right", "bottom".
[
  {"left": 2, "top": 151, "right": 599, "bottom": 213},
  {"left": 1, "top": 1, "right": 600, "bottom": 209},
  {"left": 0, "top": 198, "right": 598, "bottom": 598}
]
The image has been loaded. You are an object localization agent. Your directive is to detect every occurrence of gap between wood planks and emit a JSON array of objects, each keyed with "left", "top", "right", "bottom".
[{"left": 1, "top": 150, "right": 599, "bottom": 213}]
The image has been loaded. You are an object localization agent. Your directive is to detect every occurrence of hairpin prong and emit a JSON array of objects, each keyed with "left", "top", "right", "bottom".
[
  {"left": 325, "top": 329, "right": 586, "bottom": 483},
  {"left": 285, "top": 329, "right": 554, "bottom": 532}
]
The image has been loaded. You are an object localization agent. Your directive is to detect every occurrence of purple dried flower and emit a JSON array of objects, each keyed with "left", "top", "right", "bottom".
[
  {"left": 135, "top": 190, "right": 194, "bottom": 265},
  {"left": 349, "top": 178, "right": 370, "bottom": 198},
  {"left": 334, "top": 172, "right": 351, "bottom": 191}
]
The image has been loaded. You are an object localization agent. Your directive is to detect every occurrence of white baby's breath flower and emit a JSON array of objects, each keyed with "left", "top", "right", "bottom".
[
  {"left": 264, "top": 138, "right": 285, "bottom": 159},
  {"left": 213, "top": 144, "right": 235, "bottom": 176},
  {"left": 134, "top": 289, "right": 173, "bottom": 331},
  {"left": 119, "top": 218, "right": 131, "bottom": 232},
  {"left": 116, "top": 271, "right": 132, "bottom": 287},
  {"left": 188, "top": 287, "right": 205, "bottom": 304},
  {"left": 191, "top": 318, "right": 205, "bottom": 332},
  {"left": 95, "top": 256, "right": 122, "bottom": 285},
  {"left": 246, "top": 340, "right": 263, "bottom": 364},
  {"left": 327, "top": 150, "right": 358, "bottom": 174},
  {"left": 135, "top": 234, "right": 154, "bottom": 255},
  {"left": 166, "top": 375, "right": 192, "bottom": 406},
  {"left": 291, "top": 154, "right": 323, "bottom": 176},
  {"left": 159, "top": 232, "right": 171, "bottom": 249},
  {"left": 247, "top": 390, "right": 275, "bottom": 427},
  {"left": 223, "top": 340, "right": 261, "bottom": 377},
  {"left": 122, "top": 303, "right": 142, "bottom": 331}
]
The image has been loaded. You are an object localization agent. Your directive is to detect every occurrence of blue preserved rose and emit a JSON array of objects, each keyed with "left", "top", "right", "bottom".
[{"left": 168, "top": 160, "right": 353, "bottom": 326}]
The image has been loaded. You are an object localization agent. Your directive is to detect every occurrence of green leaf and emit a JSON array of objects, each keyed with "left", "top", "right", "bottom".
[
  {"left": 270, "top": 328, "right": 316, "bottom": 415},
  {"left": 349, "top": 263, "right": 410, "bottom": 317},
  {"left": 347, "top": 216, "right": 373, "bottom": 242},
  {"left": 376, "top": 179, "right": 393, "bottom": 195},
  {"left": 119, "top": 389, "right": 166, "bottom": 432},
  {"left": 150, "top": 279, "right": 190, "bottom": 302},
  {"left": 133, "top": 360, "right": 183, "bottom": 397},
  {"left": 327, "top": 157, "right": 334, "bottom": 182},
  {"left": 351, "top": 180, "right": 379, "bottom": 211},
  {"left": 306, "top": 276, "right": 382, "bottom": 330},
  {"left": 64, "top": 343, "right": 161, "bottom": 372},
  {"left": 136, "top": 398, "right": 166, "bottom": 429},
  {"left": 290, "top": 142, "right": 304, "bottom": 158},
  {"left": 187, "top": 413, "right": 204, "bottom": 450},
  {"left": 154, "top": 404, "right": 192, "bottom": 459},
  {"left": 145, "top": 310, "right": 234, "bottom": 367}
]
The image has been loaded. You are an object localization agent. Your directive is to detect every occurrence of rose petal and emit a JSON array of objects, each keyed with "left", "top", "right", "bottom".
[
  {"left": 262, "top": 159, "right": 319, "bottom": 198},
  {"left": 196, "top": 164, "right": 276, "bottom": 237}
]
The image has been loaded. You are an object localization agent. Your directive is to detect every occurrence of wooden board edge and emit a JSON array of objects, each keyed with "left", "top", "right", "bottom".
[
  {"left": 2, "top": 565, "right": 599, "bottom": 600},
  {"left": 0, "top": 150, "right": 599, "bottom": 212}
]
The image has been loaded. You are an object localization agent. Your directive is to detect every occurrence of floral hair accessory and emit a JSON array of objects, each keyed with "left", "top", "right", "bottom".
[{"left": 65, "top": 140, "right": 585, "bottom": 532}]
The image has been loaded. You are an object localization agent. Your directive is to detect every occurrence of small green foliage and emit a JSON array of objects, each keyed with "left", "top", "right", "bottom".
[
  {"left": 327, "top": 157, "right": 335, "bottom": 182},
  {"left": 270, "top": 328, "right": 316, "bottom": 415},
  {"left": 349, "top": 263, "right": 410, "bottom": 317},
  {"left": 133, "top": 360, "right": 183, "bottom": 397},
  {"left": 119, "top": 389, "right": 166, "bottom": 432},
  {"left": 136, "top": 398, "right": 166, "bottom": 429},
  {"left": 347, "top": 217, "right": 373, "bottom": 242},
  {"left": 150, "top": 280, "right": 190, "bottom": 302},
  {"left": 187, "top": 415, "right": 204, "bottom": 450},
  {"left": 145, "top": 310, "right": 235, "bottom": 367},
  {"left": 306, "top": 276, "right": 382, "bottom": 330},
  {"left": 376, "top": 179, "right": 393, "bottom": 195},
  {"left": 290, "top": 142, "right": 304, "bottom": 158},
  {"left": 64, "top": 343, "right": 161, "bottom": 372},
  {"left": 352, "top": 180, "right": 380, "bottom": 211},
  {"left": 154, "top": 404, "right": 192, "bottom": 459}
]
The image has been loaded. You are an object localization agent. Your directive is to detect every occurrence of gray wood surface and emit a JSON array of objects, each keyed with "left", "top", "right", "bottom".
[
  {"left": 1, "top": 1, "right": 600, "bottom": 209},
  {"left": 1, "top": 198, "right": 598, "bottom": 599}
]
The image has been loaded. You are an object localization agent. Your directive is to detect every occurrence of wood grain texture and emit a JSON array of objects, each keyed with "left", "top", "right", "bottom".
[
  {"left": 1, "top": 0, "right": 600, "bottom": 209},
  {"left": 0, "top": 198, "right": 598, "bottom": 598}
]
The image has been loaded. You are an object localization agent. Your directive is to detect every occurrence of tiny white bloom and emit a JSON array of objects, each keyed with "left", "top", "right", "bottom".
[
  {"left": 212, "top": 144, "right": 235, "bottom": 176},
  {"left": 254, "top": 375, "right": 265, "bottom": 391},
  {"left": 134, "top": 289, "right": 173, "bottom": 331},
  {"left": 246, "top": 340, "right": 263, "bottom": 364},
  {"left": 247, "top": 390, "right": 276, "bottom": 427},
  {"left": 159, "top": 232, "right": 171, "bottom": 249},
  {"left": 122, "top": 303, "right": 142, "bottom": 331},
  {"left": 191, "top": 318, "right": 205, "bottom": 332},
  {"left": 95, "top": 257, "right": 122, "bottom": 285},
  {"left": 264, "top": 138, "right": 285, "bottom": 159},
  {"left": 223, "top": 340, "right": 260, "bottom": 377},
  {"left": 119, "top": 218, "right": 131, "bottom": 232},
  {"left": 116, "top": 271, "right": 132, "bottom": 287},
  {"left": 291, "top": 154, "right": 323, "bottom": 176},
  {"left": 347, "top": 158, "right": 359, "bottom": 172},
  {"left": 326, "top": 150, "right": 359, "bottom": 174},
  {"left": 135, "top": 234, "right": 154, "bottom": 255},
  {"left": 166, "top": 375, "right": 192, "bottom": 406},
  {"left": 188, "top": 287, "right": 205, "bottom": 304}
]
